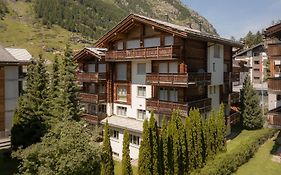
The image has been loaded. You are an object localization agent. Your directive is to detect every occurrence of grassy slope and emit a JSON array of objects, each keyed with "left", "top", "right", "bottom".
[
  {"left": 234, "top": 136, "right": 281, "bottom": 175},
  {"left": 114, "top": 161, "right": 138, "bottom": 175},
  {"left": 0, "top": 1, "right": 90, "bottom": 60}
]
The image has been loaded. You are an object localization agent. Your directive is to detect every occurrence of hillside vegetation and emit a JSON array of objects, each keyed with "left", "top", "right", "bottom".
[{"left": 34, "top": 0, "right": 217, "bottom": 38}]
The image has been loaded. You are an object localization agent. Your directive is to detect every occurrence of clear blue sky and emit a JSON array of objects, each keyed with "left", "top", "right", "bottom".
[{"left": 183, "top": 0, "right": 281, "bottom": 39}]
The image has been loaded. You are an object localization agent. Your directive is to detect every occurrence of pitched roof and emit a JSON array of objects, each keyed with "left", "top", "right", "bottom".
[
  {"left": 0, "top": 45, "right": 18, "bottom": 63},
  {"left": 95, "top": 13, "right": 243, "bottom": 48},
  {"left": 5, "top": 48, "right": 32, "bottom": 63},
  {"left": 233, "top": 43, "right": 264, "bottom": 57},
  {"left": 265, "top": 22, "right": 281, "bottom": 37},
  {"left": 74, "top": 47, "right": 107, "bottom": 61}
]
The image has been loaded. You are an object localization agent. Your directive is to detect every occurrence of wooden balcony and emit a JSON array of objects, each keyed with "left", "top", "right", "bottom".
[
  {"left": 146, "top": 72, "right": 211, "bottom": 87},
  {"left": 268, "top": 78, "right": 281, "bottom": 93},
  {"left": 79, "top": 93, "right": 107, "bottom": 103},
  {"left": 267, "top": 107, "right": 281, "bottom": 128},
  {"left": 224, "top": 72, "right": 240, "bottom": 82},
  {"left": 105, "top": 46, "right": 180, "bottom": 61},
  {"left": 76, "top": 72, "right": 106, "bottom": 82},
  {"left": 81, "top": 113, "right": 107, "bottom": 125},
  {"left": 146, "top": 98, "right": 212, "bottom": 116},
  {"left": 267, "top": 43, "right": 281, "bottom": 59}
]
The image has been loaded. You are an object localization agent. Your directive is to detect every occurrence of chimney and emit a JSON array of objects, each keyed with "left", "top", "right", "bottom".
[
  {"left": 199, "top": 21, "right": 203, "bottom": 32},
  {"left": 165, "top": 14, "right": 169, "bottom": 22}
]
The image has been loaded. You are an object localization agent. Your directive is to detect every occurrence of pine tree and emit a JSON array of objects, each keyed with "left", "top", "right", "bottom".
[
  {"left": 149, "top": 113, "right": 160, "bottom": 175},
  {"left": 101, "top": 120, "right": 114, "bottom": 175},
  {"left": 11, "top": 56, "right": 49, "bottom": 149},
  {"left": 240, "top": 76, "right": 264, "bottom": 129},
  {"left": 58, "top": 45, "right": 81, "bottom": 120},
  {"left": 138, "top": 119, "right": 152, "bottom": 175},
  {"left": 122, "top": 129, "right": 133, "bottom": 175}
]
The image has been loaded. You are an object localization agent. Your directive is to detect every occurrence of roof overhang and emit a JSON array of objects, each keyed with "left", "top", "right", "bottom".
[
  {"left": 74, "top": 48, "right": 102, "bottom": 61},
  {"left": 265, "top": 23, "right": 281, "bottom": 38},
  {"left": 95, "top": 14, "right": 243, "bottom": 48}
]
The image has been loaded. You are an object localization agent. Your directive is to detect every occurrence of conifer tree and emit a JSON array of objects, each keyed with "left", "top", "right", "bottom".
[
  {"left": 216, "top": 104, "right": 226, "bottom": 152},
  {"left": 122, "top": 129, "right": 133, "bottom": 175},
  {"left": 101, "top": 120, "right": 114, "bottom": 175},
  {"left": 11, "top": 56, "right": 49, "bottom": 149},
  {"left": 240, "top": 76, "right": 264, "bottom": 129},
  {"left": 162, "top": 120, "right": 171, "bottom": 175},
  {"left": 138, "top": 119, "right": 152, "bottom": 175},
  {"left": 58, "top": 45, "right": 81, "bottom": 120},
  {"left": 185, "top": 116, "right": 192, "bottom": 173},
  {"left": 149, "top": 113, "right": 160, "bottom": 175},
  {"left": 166, "top": 121, "right": 174, "bottom": 174}
]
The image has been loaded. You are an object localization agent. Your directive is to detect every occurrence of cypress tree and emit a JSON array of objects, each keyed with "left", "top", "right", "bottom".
[
  {"left": 167, "top": 121, "right": 174, "bottom": 174},
  {"left": 217, "top": 104, "right": 226, "bottom": 152},
  {"left": 241, "top": 76, "right": 264, "bottom": 129},
  {"left": 138, "top": 119, "right": 152, "bottom": 175},
  {"left": 101, "top": 120, "right": 114, "bottom": 175},
  {"left": 149, "top": 113, "right": 160, "bottom": 175},
  {"left": 185, "top": 116, "right": 192, "bottom": 173},
  {"left": 11, "top": 56, "right": 49, "bottom": 149},
  {"left": 162, "top": 120, "right": 171, "bottom": 175},
  {"left": 122, "top": 129, "right": 133, "bottom": 175}
]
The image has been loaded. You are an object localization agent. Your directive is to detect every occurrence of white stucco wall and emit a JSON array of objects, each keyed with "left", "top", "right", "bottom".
[
  {"left": 268, "top": 93, "right": 281, "bottom": 110},
  {"left": 208, "top": 85, "right": 220, "bottom": 111},
  {"left": 4, "top": 66, "right": 19, "bottom": 133}
]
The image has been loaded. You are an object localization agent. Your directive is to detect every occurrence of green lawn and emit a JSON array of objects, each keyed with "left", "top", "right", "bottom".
[
  {"left": 234, "top": 137, "right": 281, "bottom": 175},
  {"left": 114, "top": 160, "right": 138, "bottom": 175},
  {"left": 0, "top": 149, "right": 19, "bottom": 175}
]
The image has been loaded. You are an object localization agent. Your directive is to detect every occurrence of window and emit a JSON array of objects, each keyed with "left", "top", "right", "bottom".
[
  {"left": 117, "top": 85, "right": 127, "bottom": 102},
  {"left": 159, "top": 88, "right": 168, "bottom": 101},
  {"left": 88, "top": 104, "right": 97, "bottom": 115},
  {"left": 144, "top": 37, "right": 160, "bottom": 47},
  {"left": 169, "top": 62, "right": 178, "bottom": 73},
  {"left": 164, "top": 36, "right": 173, "bottom": 46},
  {"left": 213, "top": 63, "right": 216, "bottom": 72},
  {"left": 116, "top": 63, "right": 127, "bottom": 80},
  {"left": 137, "top": 109, "right": 146, "bottom": 120},
  {"left": 254, "top": 61, "right": 260, "bottom": 64},
  {"left": 214, "top": 44, "right": 221, "bottom": 58},
  {"left": 129, "top": 134, "right": 140, "bottom": 146},
  {"left": 88, "top": 64, "right": 96, "bottom": 72},
  {"left": 213, "top": 86, "right": 216, "bottom": 94},
  {"left": 169, "top": 88, "right": 178, "bottom": 102},
  {"left": 254, "top": 77, "right": 260, "bottom": 80},
  {"left": 137, "top": 86, "right": 146, "bottom": 97},
  {"left": 209, "top": 86, "right": 213, "bottom": 94},
  {"left": 99, "top": 104, "right": 106, "bottom": 113},
  {"left": 159, "top": 62, "right": 168, "bottom": 73},
  {"left": 89, "top": 84, "right": 96, "bottom": 94},
  {"left": 253, "top": 52, "right": 259, "bottom": 56},
  {"left": 253, "top": 68, "right": 260, "bottom": 71},
  {"left": 98, "top": 64, "right": 106, "bottom": 73},
  {"left": 137, "top": 63, "right": 146, "bottom": 75},
  {"left": 99, "top": 84, "right": 106, "bottom": 94},
  {"left": 117, "top": 41, "right": 123, "bottom": 50},
  {"left": 110, "top": 129, "right": 119, "bottom": 140},
  {"left": 127, "top": 40, "right": 140, "bottom": 49},
  {"left": 277, "top": 95, "right": 281, "bottom": 101},
  {"left": 117, "top": 106, "right": 127, "bottom": 116}
]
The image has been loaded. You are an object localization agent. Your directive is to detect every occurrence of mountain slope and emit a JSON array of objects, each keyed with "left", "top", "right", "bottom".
[{"left": 34, "top": 0, "right": 217, "bottom": 38}]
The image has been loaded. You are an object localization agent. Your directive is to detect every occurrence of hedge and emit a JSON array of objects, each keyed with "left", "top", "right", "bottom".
[{"left": 199, "top": 128, "right": 277, "bottom": 175}]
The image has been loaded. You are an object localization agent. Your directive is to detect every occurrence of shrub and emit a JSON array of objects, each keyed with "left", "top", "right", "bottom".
[{"left": 199, "top": 129, "right": 277, "bottom": 175}]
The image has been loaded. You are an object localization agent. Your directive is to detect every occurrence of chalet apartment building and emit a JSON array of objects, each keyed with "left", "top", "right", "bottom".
[
  {"left": 75, "top": 14, "right": 243, "bottom": 160},
  {"left": 0, "top": 46, "right": 31, "bottom": 137},
  {"left": 266, "top": 22, "right": 281, "bottom": 128},
  {"left": 233, "top": 43, "right": 268, "bottom": 105}
]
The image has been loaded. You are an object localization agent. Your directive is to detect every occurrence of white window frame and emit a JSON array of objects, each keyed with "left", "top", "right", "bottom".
[
  {"left": 137, "top": 109, "right": 146, "bottom": 120},
  {"left": 129, "top": 134, "right": 140, "bottom": 146},
  {"left": 117, "top": 85, "right": 127, "bottom": 102},
  {"left": 117, "top": 106, "right": 127, "bottom": 116},
  {"left": 110, "top": 129, "right": 119, "bottom": 140},
  {"left": 137, "top": 86, "right": 146, "bottom": 97}
]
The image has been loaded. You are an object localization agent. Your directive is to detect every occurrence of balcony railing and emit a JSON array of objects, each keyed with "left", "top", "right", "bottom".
[
  {"left": 267, "top": 43, "right": 281, "bottom": 58},
  {"left": 268, "top": 78, "right": 281, "bottom": 92},
  {"left": 105, "top": 46, "right": 180, "bottom": 61},
  {"left": 146, "top": 98, "right": 212, "bottom": 116},
  {"left": 81, "top": 113, "right": 107, "bottom": 124},
  {"left": 76, "top": 72, "right": 106, "bottom": 82},
  {"left": 267, "top": 107, "right": 281, "bottom": 128},
  {"left": 79, "top": 93, "right": 107, "bottom": 103},
  {"left": 146, "top": 72, "right": 211, "bottom": 87}
]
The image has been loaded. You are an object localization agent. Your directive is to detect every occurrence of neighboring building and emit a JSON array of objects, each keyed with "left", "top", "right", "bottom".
[
  {"left": 265, "top": 23, "right": 281, "bottom": 127},
  {"left": 233, "top": 43, "right": 268, "bottom": 106},
  {"left": 0, "top": 46, "right": 31, "bottom": 137},
  {"left": 76, "top": 14, "right": 243, "bottom": 160},
  {"left": 75, "top": 48, "right": 108, "bottom": 124}
]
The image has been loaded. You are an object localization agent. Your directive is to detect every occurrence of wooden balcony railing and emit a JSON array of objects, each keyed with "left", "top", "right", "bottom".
[
  {"left": 79, "top": 93, "right": 107, "bottom": 103},
  {"left": 146, "top": 98, "right": 212, "bottom": 116},
  {"left": 268, "top": 78, "right": 281, "bottom": 92},
  {"left": 81, "top": 113, "right": 107, "bottom": 125},
  {"left": 267, "top": 43, "right": 281, "bottom": 58},
  {"left": 146, "top": 72, "right": 211, "bottom": 87},
  {"left": 105, "top": 46, "right": 180, "bottom": 61},
  {"left": 76, "top": 72, "right": 106, "bottom": 82}
]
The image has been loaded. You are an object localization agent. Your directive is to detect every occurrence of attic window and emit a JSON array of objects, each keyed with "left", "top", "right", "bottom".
[
  {"left": 164, "top": 36, "right": 173, "bottom": 46},
  {"left": 117, "top": 41, "right": 123, "bottom": 50}
]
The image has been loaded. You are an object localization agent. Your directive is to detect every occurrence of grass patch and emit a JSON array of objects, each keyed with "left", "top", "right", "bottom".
[
  {"left": 234, "top": 134, "right": 281, "bottom": 175},
  {"left": 0, "top": 149, "right": 19, "bottom": 175},
  {"left": 114, "top": 160, "right": 138, "bottom": 175}
]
